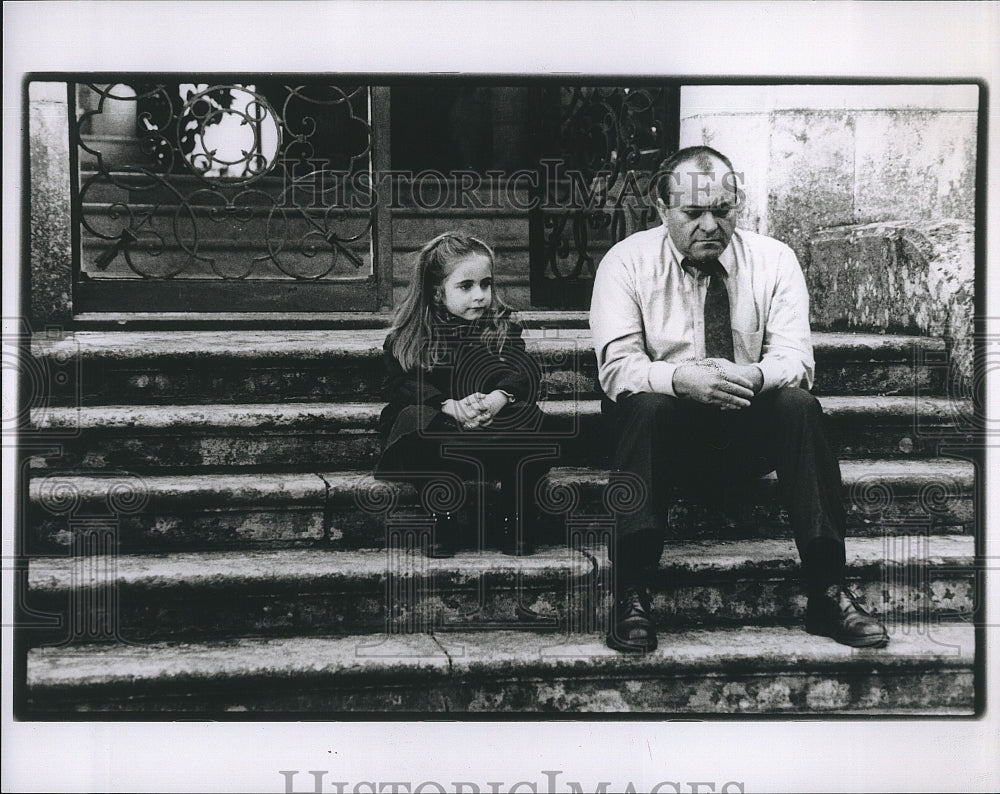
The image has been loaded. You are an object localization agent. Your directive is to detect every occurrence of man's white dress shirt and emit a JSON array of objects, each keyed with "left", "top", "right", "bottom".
[{"left": 590, "top": 225, "right": 815, "bottom": 401}]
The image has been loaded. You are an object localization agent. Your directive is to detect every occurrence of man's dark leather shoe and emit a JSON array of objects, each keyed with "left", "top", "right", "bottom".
[
  {"left": 806, "top": 584, "right": 889, "bottom": 648},
  {"left": 606, "top": 585, "right": 658, "bottom": 653},
  {"left": 425, "top": 513, "right": 456, "bottom": 558}
]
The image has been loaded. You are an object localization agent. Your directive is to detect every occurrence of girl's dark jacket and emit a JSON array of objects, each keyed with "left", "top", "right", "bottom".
[{"left": 376, "top": 311, "right": 547, "bottom": 474}]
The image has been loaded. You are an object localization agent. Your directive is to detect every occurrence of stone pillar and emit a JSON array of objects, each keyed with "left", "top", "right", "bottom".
[{"left": 29, "top": 82, "right": 73, "bottom": 329}]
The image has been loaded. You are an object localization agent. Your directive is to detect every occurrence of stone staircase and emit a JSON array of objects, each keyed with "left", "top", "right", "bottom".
[{"left": 20, "top": 313, "right": 979, "bottom": 714}]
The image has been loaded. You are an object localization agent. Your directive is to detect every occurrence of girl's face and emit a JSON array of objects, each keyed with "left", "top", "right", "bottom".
[{"left": 437, "top": 253, "right": 493, "bottom": 320}]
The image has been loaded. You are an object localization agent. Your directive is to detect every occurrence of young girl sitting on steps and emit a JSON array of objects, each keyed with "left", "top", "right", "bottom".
[{"left": 375, "top": 232, "right": 555, "bottom": 558}]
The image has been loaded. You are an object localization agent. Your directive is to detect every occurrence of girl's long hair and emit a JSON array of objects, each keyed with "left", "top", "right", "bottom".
[{"left": 389, "top": 232, "right": 513, "bottom": 371}]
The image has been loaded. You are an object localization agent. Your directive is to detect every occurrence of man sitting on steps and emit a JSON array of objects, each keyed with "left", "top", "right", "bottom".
[{"left": 589, "top": 145, "right": 889, "bottom": 653}]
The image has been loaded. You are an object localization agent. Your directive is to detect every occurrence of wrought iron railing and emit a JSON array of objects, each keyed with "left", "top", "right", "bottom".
[
  {"left": 532, "top": 85, "right": 678, "bottom": 307},
  {"left": 74, "top": 82, "right": 376, "bottom": 282}
]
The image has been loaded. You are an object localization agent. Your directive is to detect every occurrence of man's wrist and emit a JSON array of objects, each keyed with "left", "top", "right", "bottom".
[
  {"left": 649, "top": 360, "right": 678, "bottom": 396},
  {"left": 670, "top": 362, "right": 697, "bottom": 398}
]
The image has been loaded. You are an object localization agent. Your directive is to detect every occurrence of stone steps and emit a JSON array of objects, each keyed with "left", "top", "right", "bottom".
[
  {"left": 20, "top": 313, "right": 977, "bottom": 716},
  {"left": 27, "top": 460, "right": 974, "bottom": 552},
  {"left": 25, "top": 546, "right": 592, "bottom": 645},
  {"left": 24, "top": 625, "right": 975, "bottom": 714},
  {"left": 30, "top": 329, "right": 950, "bottom": 405},
  {"left": 28, "top": 396, "right": 974, "bottom": 471},
  {"left": 24, "top": 536, "right": 973, "bottom": 646}
]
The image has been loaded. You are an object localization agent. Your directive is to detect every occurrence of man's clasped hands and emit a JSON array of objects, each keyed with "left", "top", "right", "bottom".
[{"left": 673, "top": 358, "right": 766, "bottom": 410}]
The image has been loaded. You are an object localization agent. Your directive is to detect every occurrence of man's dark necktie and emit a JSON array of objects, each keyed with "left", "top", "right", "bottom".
[
  {"left": 685, "top": 257, "right": 735, "bottom": 361},
  {"left": 685, "top": 257, "right": 737, "bottom": 448}
]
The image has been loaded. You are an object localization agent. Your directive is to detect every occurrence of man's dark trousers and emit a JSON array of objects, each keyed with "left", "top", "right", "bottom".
[{"left": 604, "top": 387, "right": 847, "bottom": 588}]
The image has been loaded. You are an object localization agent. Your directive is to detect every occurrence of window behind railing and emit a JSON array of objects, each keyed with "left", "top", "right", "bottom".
[{"left": 72, "top": 80, "right": 389, "bottom": 312}]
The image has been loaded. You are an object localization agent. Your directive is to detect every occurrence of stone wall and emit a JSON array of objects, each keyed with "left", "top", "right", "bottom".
[
  {"left": 678, "top": 85, "right": 978, "bottom": 385},
  {"left": 677, "top": 85, "right": 978, "bottom": 269},
  {"left": 809, "top": 220, "right": 974, "bottom": 387},
  {"left": 28, "top": 82, "right": 73, "bottom": 329}
]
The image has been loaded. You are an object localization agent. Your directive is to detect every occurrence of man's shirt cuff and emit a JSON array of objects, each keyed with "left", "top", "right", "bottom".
[
  {"left": 756, "top": 357, "right": 811, "bottom": 392},
  {"left": 648, "top": 360, "right": 678, "bottom": 397},
  {"left": 756, "top": 358, "right": 782, "bottom": 392}
]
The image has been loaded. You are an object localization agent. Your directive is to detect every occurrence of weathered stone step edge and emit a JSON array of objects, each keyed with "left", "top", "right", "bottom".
[
  {"left": 30, "top": 396, "right": 972, "bottom": 431},
  {"left": 30, "top": 329, "right": 950, "bottom": 403},
  {"left": 28, "top": 546, "right": 593, "bottom": 592},
  {"left": 28, "top": 537, "right": 972, "bottom": 594},
  {"left": 23, "top": 536, "right": 973, "bottom": 647},
  {"left": 28, "top": 397, "right": 975, "bottom": 473},
  {"left": 32, "top": 328, "right": 946, "bottom": 362},
  {"left": 24, "top": 547, "right": 596, "bottom": 644},
  {"left": 28, "top": 459, "right": 975, "bottom": 508},
  {"left": 26, "top": 460, "right": 974, "bottom": 552},
  {"left": 25, "top": 625, "right": 974, "bottom": 715}
]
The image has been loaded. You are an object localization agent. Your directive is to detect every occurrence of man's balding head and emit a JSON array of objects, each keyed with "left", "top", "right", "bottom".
[{"left": 652, "top": 146, "right": 742, "bottom": 262}]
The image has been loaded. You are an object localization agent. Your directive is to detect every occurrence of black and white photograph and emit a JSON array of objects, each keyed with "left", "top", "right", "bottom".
[{"left": 4, "top": 2, "right": 999, "bottom": 792}]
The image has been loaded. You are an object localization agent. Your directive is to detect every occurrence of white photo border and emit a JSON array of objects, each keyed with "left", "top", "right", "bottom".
[{"left": 3, "top": 2, "right": 998, "bottom": 792}]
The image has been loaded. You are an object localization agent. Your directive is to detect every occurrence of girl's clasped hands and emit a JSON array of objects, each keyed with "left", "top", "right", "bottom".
[{"left": 442, "top": 390, "right": 510, "bottom": 429}]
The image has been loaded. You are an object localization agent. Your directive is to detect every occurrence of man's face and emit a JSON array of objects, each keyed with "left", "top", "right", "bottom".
[{"left": 656, "top": 156, "right": 739, "bottom": 262}]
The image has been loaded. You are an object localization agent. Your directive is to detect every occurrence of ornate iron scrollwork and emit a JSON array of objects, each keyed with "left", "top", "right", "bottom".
[
  {"left": 75, "top": 82, "right": 374, "bottom": 281},
  {"left": 539, "top": 86, "right": 673, "bottom": 294}
]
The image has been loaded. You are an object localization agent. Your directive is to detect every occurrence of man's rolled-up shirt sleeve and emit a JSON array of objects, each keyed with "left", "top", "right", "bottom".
[
  {"left": 590, "top": 253, "right": 676, "bottom": 400},
  {"left": 757, "top": 245, "right": 815, "bottom": 392}
]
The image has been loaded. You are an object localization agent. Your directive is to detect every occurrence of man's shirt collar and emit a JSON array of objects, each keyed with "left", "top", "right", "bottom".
[{"left": 665, "top": 227, "right": 736, "bottom": 277}]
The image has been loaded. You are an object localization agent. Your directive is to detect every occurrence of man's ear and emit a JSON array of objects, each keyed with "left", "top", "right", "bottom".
[{"left": 654, "top": 197, "right": 670, "bottom": 226}]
